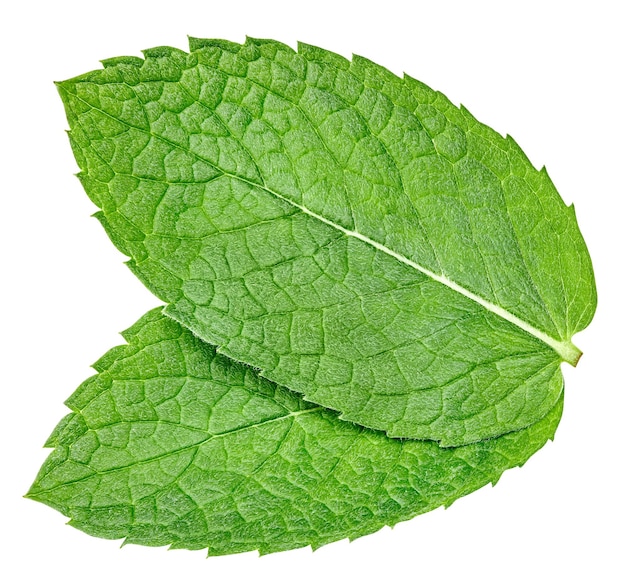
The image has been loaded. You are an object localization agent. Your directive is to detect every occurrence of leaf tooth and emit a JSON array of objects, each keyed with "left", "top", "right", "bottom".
[
  {"left": 188, "top": 37, "right": 242, "bottom": 53},
  {"left": 90, "top": 345, "right": 127, "bottom": 373},
  {"left": 297, "top": 40, "right": 350, "bottom": 69},
  {"left": 41, "top": 413, "right": 75, "bottom": 448},
  {"left": 490, "top": 472, "right": 504, "bottom": 487},
  {"left": 459, "top": 102, "right": 479, "bottom": 121},
  {"left": 245, "top": 36, "right": 295, "bottom": 54},
  {"left": 141, "top": 45, "right": 188, "bottom": 59},
  {"left": 353, "top": 52, "right": 404, "bottom": 82},
  {"left": 186, "top": 35, "right": 200, "bottom": 51},
  {"left": 257, "top": 544, "right": 281, "bottom": 556},
  {"left": 403, "top": 71, "right": 436, "bottom": 93},
  {"left": 118, "top": 307, "right": 165, "bottom": 342},
  {"left": 505, "top": 133, "right": 534, "bottom": 165},
  {"left": 100, "top": 55, "right": 144, "bottom": 69}
]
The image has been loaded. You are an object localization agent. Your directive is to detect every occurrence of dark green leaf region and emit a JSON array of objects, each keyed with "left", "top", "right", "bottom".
[
  {"left": 56, "top": 37, "right": 595, "bottom": 444},
  {"left": 27, "top": 309, "right": 562, "bottom": 555}
]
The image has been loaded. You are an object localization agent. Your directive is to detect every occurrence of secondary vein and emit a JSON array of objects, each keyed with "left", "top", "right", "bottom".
[
  {"left": 61, "top": 85, "right": 582, "bottom": 366},
  {"left": 246, "top": 178, "right": 582, "bottom": 366}
]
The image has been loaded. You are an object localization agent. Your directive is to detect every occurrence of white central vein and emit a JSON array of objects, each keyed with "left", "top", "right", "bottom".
[
  {"left": 246, "top": 180, "right": 581, "bottom": 366},
  {"left": 61, "top": 88, "right": 581, "bottom": 365}
]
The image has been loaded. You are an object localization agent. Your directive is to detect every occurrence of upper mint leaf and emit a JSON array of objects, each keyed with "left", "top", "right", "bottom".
[
  {"left": 27, "top": 309, "right": 563, "bottom": 555},
  {"left": 56, "top": 38, "right": 595, "bottom": 444}
]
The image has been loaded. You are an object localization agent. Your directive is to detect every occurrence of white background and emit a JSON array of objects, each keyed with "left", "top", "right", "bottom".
[{"left": 2, "top": 1, "right": 624, "bottom": 576}]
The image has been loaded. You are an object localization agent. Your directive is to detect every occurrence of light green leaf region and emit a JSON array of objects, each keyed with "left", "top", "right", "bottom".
[
  {"left": 27, "top": 309, "right": 562, "bottom": 555},
  {"left": 57, "top": 37, "right": 595, "bottom": 444}
]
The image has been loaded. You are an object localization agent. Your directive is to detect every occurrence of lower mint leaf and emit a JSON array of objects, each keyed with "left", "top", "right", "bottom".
[{"left": 27, "top": 309, "right": 562, "bottom": 555}]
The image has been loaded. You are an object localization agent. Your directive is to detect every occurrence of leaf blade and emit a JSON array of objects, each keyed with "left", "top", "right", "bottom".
[
  {"left": 56, "top": 38, "right": 595, "bottom": 443},
  {"left": 27, "top": 309, "right": 563, "bottom": 555}
]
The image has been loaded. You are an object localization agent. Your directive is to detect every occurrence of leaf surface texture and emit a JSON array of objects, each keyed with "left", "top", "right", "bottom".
[
  {"left": 56, "top": 38, "right": 596, "bottom": 444},
  {"left": 28, "top": 309, "right": 563, "bottom": 555}
]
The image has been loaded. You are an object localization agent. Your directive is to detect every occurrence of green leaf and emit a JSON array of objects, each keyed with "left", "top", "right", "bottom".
[
  {"left": 27, "top": 309, "right": 563, "bottom": 555},
  {"left": 56, "top": 38, "right": 595, "bottom": 445}
]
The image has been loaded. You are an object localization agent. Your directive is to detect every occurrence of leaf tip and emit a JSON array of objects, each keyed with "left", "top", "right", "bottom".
[{"left": 54, "top": 80, "right": 71, "bottom": 96}]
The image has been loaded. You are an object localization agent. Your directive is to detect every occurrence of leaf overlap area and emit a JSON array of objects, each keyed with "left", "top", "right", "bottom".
[
  {"left": 28, "top": 38, "right": 595, "bottom": 554},
  {"left": 28, "top": 309, "right": 563, "bottom": 555}
]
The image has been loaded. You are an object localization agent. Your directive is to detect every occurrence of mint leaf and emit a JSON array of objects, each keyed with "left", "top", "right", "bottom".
[
  {"left": 56, "top": 38, "right": 595, "bottom": 445},
  {"left": 27, "top": 309, "right": 562, "bottom": 555}
]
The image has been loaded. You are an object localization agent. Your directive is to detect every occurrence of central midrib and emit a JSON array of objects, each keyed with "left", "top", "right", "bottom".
[
  {"left": 28, "top": 406, "right": 325, "bottom": 494},
  {"left": 239, "top": 177, "right": 582, "bottom": 366},
  {"left": 63, "top": 86, "right": 581, "bottom": 365}
]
